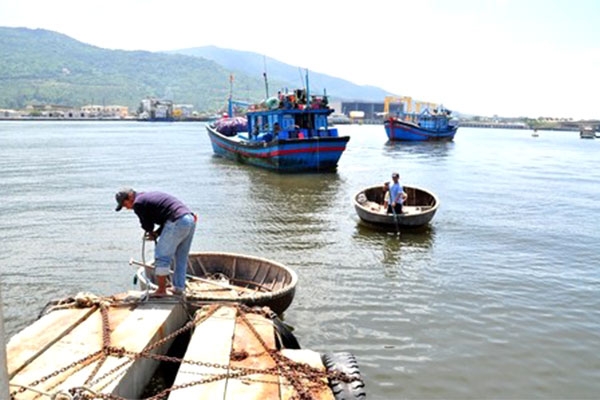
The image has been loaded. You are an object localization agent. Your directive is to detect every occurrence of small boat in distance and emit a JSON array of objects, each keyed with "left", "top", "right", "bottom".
[
  {"left": 384, "top": 107, "right": 458, "bottom": 141},
  {"left": 383, "top": 95, "right": 458, "bottom": 141},
  {"left": 206, "top": 73, "right": 350, "bottom": 172},
  {"left": 353, "top": 184, "right": 439, "bottom": 228},
  {"left": 580, "top": 126, "right": 595, "bottom": 139},
  {"left": 328, "top": 112, "right": 352, "bottom": 125}
]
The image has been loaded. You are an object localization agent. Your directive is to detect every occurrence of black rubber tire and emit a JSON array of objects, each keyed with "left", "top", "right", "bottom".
[{"left": 321, "top": 352, "right": 367, "bottom": 399}]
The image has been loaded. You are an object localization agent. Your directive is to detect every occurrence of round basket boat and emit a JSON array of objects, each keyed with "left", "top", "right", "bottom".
[
  {"left": 353, "top": 184, "right": 439, "bottom": 228},
  {"left": 137, "top": 251, "right": 298, "bottom": 315}
]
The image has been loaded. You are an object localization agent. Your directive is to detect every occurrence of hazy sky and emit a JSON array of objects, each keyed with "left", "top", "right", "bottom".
[{"left": 1, "top": 0, "right": 598, "bottom": 119}]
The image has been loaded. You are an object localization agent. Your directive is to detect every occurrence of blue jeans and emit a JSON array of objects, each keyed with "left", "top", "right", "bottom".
[{"left": 154, "top": 214, "right": 196, "bottom": 291}]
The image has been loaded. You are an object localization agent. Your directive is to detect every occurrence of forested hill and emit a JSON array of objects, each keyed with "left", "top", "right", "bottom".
[
  {"left": 0, "top": 27, "right": 274, "bottom": 111},
  {"left": 0, "top": 27, "right": 391, "bottom": 112},
  {"left": 168, "top": 46, "right": 391, "bottom": 102}
]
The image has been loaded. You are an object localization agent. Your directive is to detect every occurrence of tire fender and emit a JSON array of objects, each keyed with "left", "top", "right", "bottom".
[{"left": 321, "top": 352, "right": 366, "bottom": 399}]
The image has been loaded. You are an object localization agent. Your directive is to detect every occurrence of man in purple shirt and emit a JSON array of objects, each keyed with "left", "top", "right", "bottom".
[{"left": 115, "top": 188, "right": 196, "bottom": 296}]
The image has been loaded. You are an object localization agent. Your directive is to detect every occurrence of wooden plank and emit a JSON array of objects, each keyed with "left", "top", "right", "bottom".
[
  {"left": 168, "top": 305, "right": 237, "bottom": 400},
  {"left": 7, "top": 290, "right": 142, "bottom": 382},
  {"left": 224, "top": 311, "right": 279, "bottom": 400},
  {"left": 85, "top": 301, "right": 187, "bottom": 399},
  {"left": 6, "top": 307, "right": 95, "bottom": 379},
  {"left": 9, "top": 308, "right": 107, "bottom": 399},
  {"left": 185, "top": 281, "right": 242, "bottom": 299},
  {"left": 279, "top": 349, "right": 334, "bottom": 400},
  {"left": 9, "top": 301, "right": 183, "bottom": 400},
  {"left": 47, "top": 304, "right": 140, "bottom": 395}
]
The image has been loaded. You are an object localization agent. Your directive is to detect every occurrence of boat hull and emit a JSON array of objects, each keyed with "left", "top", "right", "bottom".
[
  {"left": 353, "top": 185, "right": 439, "bottom": 228},
  {"left": 207, "top": 124, "right": 349, "bottom": 172},
  {"left": 580, "top": 127, "right": 596, "bottom": 139},
  {"left": 384, "top": 118, "right": 457, "bottom": 141}
]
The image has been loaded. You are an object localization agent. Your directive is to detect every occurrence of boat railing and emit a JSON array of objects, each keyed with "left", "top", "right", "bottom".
[
  {"left": 241, "top": 126, "right": 339, "bottom": 143},
  {"left": 274, "top": 127, "right": 339, "bottom": 140}
]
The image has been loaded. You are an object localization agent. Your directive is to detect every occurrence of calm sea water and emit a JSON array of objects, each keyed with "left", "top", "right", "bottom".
[{"left": 1, "top": 121, "right": 599, "bottom": 399}]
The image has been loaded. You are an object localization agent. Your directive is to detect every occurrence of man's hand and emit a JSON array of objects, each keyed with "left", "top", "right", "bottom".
[{"left": 144, "top": 231, "right": 157, "bottom": 241}]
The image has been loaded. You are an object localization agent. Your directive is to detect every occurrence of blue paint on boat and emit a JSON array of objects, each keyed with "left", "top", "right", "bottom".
[
  {"left": 207, "top": 86, "right": 350, "bottom": 173},
  {"left": 384, "top": 108, "right": 458, "bottom": 141}
]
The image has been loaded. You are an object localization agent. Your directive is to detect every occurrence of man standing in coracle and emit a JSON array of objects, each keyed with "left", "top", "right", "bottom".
[{"left": 388, "top": 172, "right": 406, "bottom": 215}]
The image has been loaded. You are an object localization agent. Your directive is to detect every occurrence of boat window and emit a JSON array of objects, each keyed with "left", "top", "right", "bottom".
[
  {"left": 315, "top": 115, "right": 328, "bottom": 129},
  {"left": 295, "top": 114, "right": 311, "bottom": 130},
  {"left": 282, "top": 115, "right": 294, "bottom": 129}
]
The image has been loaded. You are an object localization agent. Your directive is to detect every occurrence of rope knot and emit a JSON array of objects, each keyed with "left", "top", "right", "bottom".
[{"left": 51, "top": 391, "right": 73, "bottom": 400}]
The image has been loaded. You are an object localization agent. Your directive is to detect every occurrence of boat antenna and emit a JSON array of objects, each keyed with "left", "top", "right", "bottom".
[
  {"left": 263, "top": 55, "right": 269, "bottom": 98},
  {"left": 228, "top": 73, "right": 234, "bottom": 117},
  {"left": 305, "top": 68, "right": 310, "bottom": 108},
  {"left": 297, "top": 67, "right": 305, "bottom": 89}
]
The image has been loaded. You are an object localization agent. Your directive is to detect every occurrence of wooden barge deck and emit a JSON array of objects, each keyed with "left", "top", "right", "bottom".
[{"left": 7, "top": 292, "right": 362, "bottom": 399}]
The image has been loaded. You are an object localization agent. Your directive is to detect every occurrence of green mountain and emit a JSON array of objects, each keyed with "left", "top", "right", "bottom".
[
  {"left": 168, "top": 46, "right": 391, "bottom": 102},
  {"left": 0, "top": 27, "right": 392, "bottom": 113}
]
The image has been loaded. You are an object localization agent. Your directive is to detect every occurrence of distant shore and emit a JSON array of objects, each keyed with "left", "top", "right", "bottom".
[
  {"left": 0, "top": 116, "right": 596, "bottom": 132},
  {"left": 0, "top": 117, "right": 216, "bottom": 122}
]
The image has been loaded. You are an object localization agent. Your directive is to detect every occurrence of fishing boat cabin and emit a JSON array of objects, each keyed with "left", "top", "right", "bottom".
[
  {"left": 413, "top": 107, "right": 455, "bottom": 131},
  {"left": 242, "top": 89, "right": 339, "bottom": 142}
]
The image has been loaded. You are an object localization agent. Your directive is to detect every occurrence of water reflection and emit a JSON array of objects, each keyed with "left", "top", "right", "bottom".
[
  {"left": 209, "top": 154, "right": 341, "bottom": 204},
  {"left": 244, "top": 167, "right": 342, "bottom": 218},
  {"left": 383, "top": 140, "right": 455, "bottom": 159},
  {"left": 354, "top": 218, "right": 436, "bottom": 239},
  {"left": 204, "top": 156, "right": 345, "bottom": 254},
  {"left": 352, "top": 221, "right": 435, "bottom": 277}
]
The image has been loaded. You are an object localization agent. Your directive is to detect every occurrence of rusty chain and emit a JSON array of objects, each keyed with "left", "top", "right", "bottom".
[
  {"left": 9, "top": 350, "right": 104, "bottom": 398},
  {"left": 235, "top": 305, "right": 315, "bottom": 400},
  {"left": 83, "top": 304, "right": 112, "bottom": 386},
  {"left": 81, "top": 300, "right": 219, "bottom": 390},
  {"left": 11, "top": 297, "right": 360, "bottom": 400}
]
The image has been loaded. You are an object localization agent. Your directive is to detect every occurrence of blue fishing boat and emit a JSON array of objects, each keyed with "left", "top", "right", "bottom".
[
  {"left": 384, "top": 107, "right": 458, "bottom": 141},
  {"left": 206, "top": 76, "right": 350, "bottom": 173}
]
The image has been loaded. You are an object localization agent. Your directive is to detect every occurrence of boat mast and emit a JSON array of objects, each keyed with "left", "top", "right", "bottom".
[
  {"left": 263, "top": 56, "right": 269, "bottom": 98},
  {"left": 228, "top": 73, "right": 234, "bottom": 117},
  {"left": 0, "top": 285, "right": 10, "bottom": 399},
  {"left": 305, "top": 69, "right": 310, "bottom": 108}
]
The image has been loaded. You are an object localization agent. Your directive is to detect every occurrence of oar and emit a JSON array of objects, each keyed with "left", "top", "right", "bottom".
[{"left": 129, "top": 259, "right": 257, "bottom": 294}]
